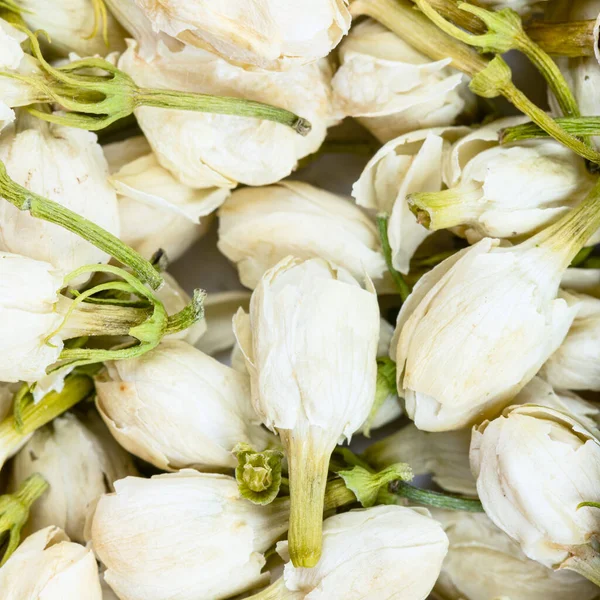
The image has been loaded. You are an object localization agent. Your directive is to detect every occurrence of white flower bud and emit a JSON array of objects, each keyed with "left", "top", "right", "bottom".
[
  {"left": 9, "top": 410, "right": 137, "bottom": 543},
  {"left": 91, "top": 470, "right": 290, "bottom": 600},
  {"left": 540, "top": 291, "right": 600, "bottom": 391},
  {"left": 195, "top": 290, "right": 251, "bottom": 356},
  {"left": 411, "top": 118, "right": 595, "bottom": 244},
  {"left": 333, "top": 20, "right": 473, "bottom": 143},
  {"left": 272, "top": 506, "right": 447, "bottom": 600},
  {"left": 133, "top": 0, "right": 350, "bottom": 71},
  {"left": 95, "top": 339, "right": 273, "bottom": 471},
  {"left": 118, "top": 41, "right": 335, "bottom": 187},
  {"left": 18, "top": 0, "right": 126, "bottom": 57},
  {"left": 513, "top": 376, "right": 600, "bottom": 436},
  {"left": 0, "top": 253, "right": 65, "bottom": 383},
  {"left": 366, "top": 425, "right": 475, "bottom": 495},
  {"left": 433, "top": 510, "right": 598, "bottom": 600},
  {"left": 0, "top": 526, "right": 102, "bottom": 599},
  {"left": 353, "top": 126, "right": 468, "bottom": 273},
  {"left": 234, "top": 256, "right": 379, "bottom": 566},
  {"left": 471, "top": 404, "right": 600, "bottom": 567},
  {"left": 218, "top": 181, "right": 387, "bottom": 289},
  {"left": 392, "top": 238, "right": 580, "bottom": 431},
  {"left": 0, "top": 115, "right": 120, "bottom": 281},
  {"left": 103, "top": 135, "right": 229, "bottom": 262}
]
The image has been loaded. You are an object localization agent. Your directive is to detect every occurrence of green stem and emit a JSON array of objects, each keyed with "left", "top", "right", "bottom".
[
  {"left": 503, "top": 118, "right": 600, "bottom": 143},
  {"left": 377, "top": 214, "right": 411, "bottom": 301},
  {"left": 11, "top": 474, "right": 48, "bottom": 514},
  {"left": 135, "top": 89, "right": 312, "bottom": 136},
  {"left": 163, "top": 289, "right": 206, "bottom": 336},
  {"left": 381, "top": 480, "right": 484, "bottom": 512},
  {"left": 0, "top": 162, "right": 163, "bottom": 290},
  {"left": 323, "top": 478, "right": 359, "bottom": 511},
  {"left": 0, "top": 374, "right": 93, "bottom": 467}
]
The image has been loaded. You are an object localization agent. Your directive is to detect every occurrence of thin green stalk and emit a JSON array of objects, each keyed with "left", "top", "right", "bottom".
[
  {"left": 503, "top": 117, "right": 600, "bottom": 143},
  {"left": 381, "top": 480, "right": 484, "bottom": 512},
  {"left": 0, "top": 161, "right": 163, "bottom": 289},
  {"left": 377, "top": 214, "right": 412, "bottom": 301}
]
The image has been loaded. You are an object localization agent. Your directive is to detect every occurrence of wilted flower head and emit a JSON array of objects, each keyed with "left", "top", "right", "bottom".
[
  {"left": 118, "top": 40, "right": 336, "bottom": 187},
  {"left": 270, "top": 506, "right": 448, "bottom": 600},
  {"left": 103, "top": 135, "right": 229, "bottom": 262},
  {"left": 433, "top": 509, "right": 598, "bottom": 600},
  {"left": 10, "top": 410, "right": 137, "bottom": 543},
  {"left": 218, "top": 181, "right": 387, "bottom": 289},
  {"left": 409, "top": 117, "right": 595, "bottom": 244},
  {"left": 18, "top": 0, "right": 127, "bottom": 57},
  {"left": 234, "top": 256, "right": 379, "bottom": 566},
  {"left": 133, "top": 0, "right": 351, "bottom": 71},
  {"left": 540, "top": 291, "right": 600, "bottom": 391},
  {"left": 333, "top": 20, "right": 473, "bottom": 143},
  {"left": 353, "top": 126, "right": 467, "bottom": 273},
  {"left": 0, "top": 526, "right": 102, "bottom": 598},
  {"left": 0, "top": 114, "right": 120, "bottom": 281},
  {"left": 95, "top": 339, "right": 273, "bottom": 472},
  {"left": 471, "top": 404, "right": 600, "bottom": 567},
  {"left": 91, "top": 470, "right": 290, "bottom": 600}
]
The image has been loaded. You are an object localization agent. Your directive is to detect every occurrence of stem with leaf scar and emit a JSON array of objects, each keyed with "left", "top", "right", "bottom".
[{"left": 350, "top": 0, "right": 600, "bottom": 164}]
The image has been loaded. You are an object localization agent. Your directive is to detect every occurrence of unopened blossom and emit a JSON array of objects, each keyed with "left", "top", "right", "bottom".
[
  {"left": 91, "top": 470, "right": 290, "bottom": 600},
  {"left": 10, "top": 411, "right": 137, "bottom": 543},
  {"left": 234, "top": 257, "right": 379, "bottom": 566},
  {"left": 353, "top": 126, "right": 468, "bottom": 273},
  {"left": 217, "top": 181, "right": 387, "bottom": 289},
  {"left": 95, "top": 339, "right": 273, "bottom": 472},
  {"left": 103, "top": 135, "right": 229, "bottom": 262},
  {"left": 0, "top": 526, "right": 102, "bottom": 598},
  {"left": 333, "top": 20, "right": 473, "bottom": 143},
  {"left": 540, "top": 291, "right": 600, "bottom": 391},
  {"left": 133, "top": 0, "right": 351, "bottom": 71},
  {"left": 409, "top": 117, "right": 595, "bottom": 244},
  {"left": 392, "top": 233, "right": 581, "bottom": 431},
  {"left": 365, "top": 425, "right": 476, "bottom": 495},
  {"left": 471, "top": 404, "right": 600, "bottom": 567},
  {"left": 433, "top": 509, "right": 598, "bottom": 600},
  {"left": 118, "top": 41, "right": 336, "bottom": 187},
  {"left": 258, "top": 506, "right": 448, "bottom": 600},
  {"left": 18, "top": 0, "right": 126, "bottom": 57},
  {"left": 0, "top": 114, "right": 120, "bottom": 281}
]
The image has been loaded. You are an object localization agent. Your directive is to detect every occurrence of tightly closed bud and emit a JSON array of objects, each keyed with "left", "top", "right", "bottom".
[
  {"left": 254, "top": 506, "right": 448, "bottom": 600},
  {"left": 95, "top": 339, "right": 274, "bottom": 471},
  {"left": 234, "top": 256, "right": 379, "bottom": 566},
  {"left": 0, "top": 114, "right": 120, "bottom": 282},
  {"left": 91, "top": 470, "right": 290, "bottom": 600},
  {"left": 409, "top": 117, "right": 595, "bottom": 244},
  {"left": 0, "top": 526, "right": 102, "bottom": 598},
  {"left": 333, "top": 20, "right": 474, "bottom": 143},
  {"left": 18, "top": 0, "right": 127, "bottom": 57},
  {"left": 433, "top": 509, "right": 598, "bottom": 600},
  {"left": 365, "top": 425, "right": 476, "bottom": 495},
  {"left": 393, "top": 235, "right": 581, "bottom": 431},
  {"left": 133, "top": 0, "right": 351, "bottom": 71},
  {"left": 118, "top": 41, "right": 336, "bottom": 187},
  {"left": 540, "top": 291, "right": 600, "bottom": 391},
  {"left": 217, "top": 181, "right": 387, "bottom": 290},
  {"left": 471, "top": 404, "right": 600, "bottom": 567},
  {"left": 353, "top": 126, "right": 468, "bottom": 273},
  {"left": 9, "top": 410, "right": 137, "bottom": 543},
  {"left": 103, "top": 135, "right": 229, "bottom": 262}
]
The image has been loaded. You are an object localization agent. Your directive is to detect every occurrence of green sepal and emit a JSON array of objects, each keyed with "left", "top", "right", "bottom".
[
  {"left": 338, "top": 463, "right": 413, "bottom": 508},
  {"left": 469, "top": 55, "right": 513, "bottom": 99},
  {"left": 0, "top": 474, "right": 49, "bottom": 566},
  {"left": 363, "top": 357, "right": 397, "bottom": 437},
  {"left": 234, "top": 443, "right": 284, "bottom": 506}
]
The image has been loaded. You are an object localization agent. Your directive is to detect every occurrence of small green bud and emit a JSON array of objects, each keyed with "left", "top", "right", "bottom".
[
  {"left": 469, "top": 56, "right": 512, "bottom": 99},
  {"left": 234, "top": 443, "right": 284, "bottom": 506}
]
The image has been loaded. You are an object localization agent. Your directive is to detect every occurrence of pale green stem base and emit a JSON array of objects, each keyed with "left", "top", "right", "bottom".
[
  {"left": 408, "top": 187, "right": 482, "bottom": 230},
  {"left": 280, "top": 429, "right": 332, "bottom": 568}
]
